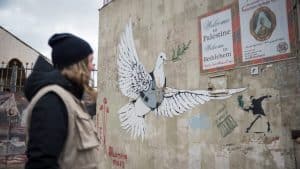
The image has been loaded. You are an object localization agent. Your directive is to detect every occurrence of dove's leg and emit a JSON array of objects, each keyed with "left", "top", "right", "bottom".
[
  {"left": 135, "top": 98, "right": 151, "bottom": 117},
  {"left": 118, "top": 98, "right": 151, "bottom": 139}
]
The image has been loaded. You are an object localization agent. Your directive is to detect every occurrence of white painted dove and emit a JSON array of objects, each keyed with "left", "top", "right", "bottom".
[{"left": 117, "top": 20, "right": 246, "bottom": 139}]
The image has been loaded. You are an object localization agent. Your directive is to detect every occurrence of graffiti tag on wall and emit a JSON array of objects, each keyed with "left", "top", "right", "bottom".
[
  {"left": 238, "top": 95, "right": 271, "bottom": 133},
  {"left": 216, "top": 105, "right": 237, "bottom": 137},
  {"left": 97, "top": 97, "right": 109, "bottom": 152},
  {"left": 108, "top": 146, "right": 128, "bottom": 169},
  {"left": 97, "top": 97, "right": 128, "bottom": 168}
]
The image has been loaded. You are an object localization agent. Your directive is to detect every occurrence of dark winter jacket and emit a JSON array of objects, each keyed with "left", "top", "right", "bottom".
[{"left": 24, "top": 56, "right": 84, "bottom": 169}]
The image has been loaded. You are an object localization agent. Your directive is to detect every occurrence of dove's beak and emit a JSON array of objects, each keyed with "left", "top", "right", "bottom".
[{"left": 164, "top": 59, "right": 171, "bottom": 64}]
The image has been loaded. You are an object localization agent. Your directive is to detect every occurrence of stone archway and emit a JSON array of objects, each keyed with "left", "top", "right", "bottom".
[{"left": 0, "top": 59, "right": 26, "bottom": 92}]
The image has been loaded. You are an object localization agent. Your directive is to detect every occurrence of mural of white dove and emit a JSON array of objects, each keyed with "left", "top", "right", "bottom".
[{"left": 117, "top": 20, "right": 246, "bottom": 139}]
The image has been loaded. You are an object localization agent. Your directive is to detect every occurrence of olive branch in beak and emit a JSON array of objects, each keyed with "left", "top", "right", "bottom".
[{"left": 167, "top": 40, "right": 191, "bottom": 62}]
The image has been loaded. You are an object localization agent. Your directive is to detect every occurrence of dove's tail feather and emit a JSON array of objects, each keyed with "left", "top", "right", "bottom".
[{"left": 118, "top": 102, "right": 146, "bottom": 140}]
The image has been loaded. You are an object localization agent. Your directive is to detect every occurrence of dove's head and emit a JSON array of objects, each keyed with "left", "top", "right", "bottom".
[{"left": 156, "top": 52, "right": 167, "bottom": 66}]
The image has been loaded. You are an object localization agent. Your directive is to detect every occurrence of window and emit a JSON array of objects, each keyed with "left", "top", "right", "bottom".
[{"left": 0, "top": 59, "right": 25, "bottom": 92}]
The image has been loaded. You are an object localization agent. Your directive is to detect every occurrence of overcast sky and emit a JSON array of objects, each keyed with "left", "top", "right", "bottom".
[{"left": 0, "top": 0, "right": 103, "bottom": 66}]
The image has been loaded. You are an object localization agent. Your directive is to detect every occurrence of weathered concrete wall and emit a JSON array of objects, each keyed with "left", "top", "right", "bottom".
[{"left": 97, "top": 0, "right": 300, "bottom": 168}]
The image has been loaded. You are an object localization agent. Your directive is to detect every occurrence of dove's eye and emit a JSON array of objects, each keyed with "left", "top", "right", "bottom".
[{"left": 160, "top": 56, "right": 163, "bottom": 58}]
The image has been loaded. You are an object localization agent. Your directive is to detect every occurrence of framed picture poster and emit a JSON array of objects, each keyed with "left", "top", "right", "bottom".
[
  {"left": 198, "top": 5, "right": 238, "bottom": 72},
  {"left": 238, "top": 0, "right": 292, "bottom": 64}
]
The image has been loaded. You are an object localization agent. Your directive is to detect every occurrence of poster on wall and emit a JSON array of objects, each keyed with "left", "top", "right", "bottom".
[
  {"left": 239, "top": 0, "right": 290, "bottom": 63},
  {"left": 199, "top": 7, "right": 235, "bottom": 72},
  {"left": 199, "top": 8, "right": 234, "bottom": 71}
]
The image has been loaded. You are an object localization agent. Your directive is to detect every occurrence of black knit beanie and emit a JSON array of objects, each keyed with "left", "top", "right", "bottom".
[{"left": 48, "top": 33, "right": 93, "bottom": 69}]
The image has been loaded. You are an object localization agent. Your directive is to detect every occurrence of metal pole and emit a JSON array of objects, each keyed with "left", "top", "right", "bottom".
[
  {"left": 19, "top": 66, "right": 23, "bottom": 92},
  {"left": 92, "top": 64, "right": 95, "bottom": 88},
  {"left": 10, "top": 62, "right": 17, "bottom": 92},
  {"left": 5, "top": 115, "right": 11, "bottom": 169},
  {"left": 25, "top": 63, "right": 28, "bottom": 78},
  {"left": 0, "top": 62, "right": 4, "bottom": 91},
  {"left": 5, "top": 63, "right": 9, "bottom": 91}
]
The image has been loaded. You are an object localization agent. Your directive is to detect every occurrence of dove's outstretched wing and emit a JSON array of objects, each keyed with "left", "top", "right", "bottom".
[
  {"left": 118, "top": 21, "right": 152, "bottom": 99},
  {"left": 154, "top": 87, "right": 246, "bottom": 117}
]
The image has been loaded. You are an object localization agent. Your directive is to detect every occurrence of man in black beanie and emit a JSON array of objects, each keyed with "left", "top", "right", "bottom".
[{"left": 24, "top": 33, "right": 100, "bottom": 169}]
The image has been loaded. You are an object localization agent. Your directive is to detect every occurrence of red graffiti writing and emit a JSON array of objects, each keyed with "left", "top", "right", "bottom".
[
  {"left": 108, "top": 146, "right": 128, "bottom": 160},
  {"left": 108, "top": 146, "right": 128, "bottom": 168},
  {"left": 97, "top": 98, "right": 128, "bottom": 168},
  {"left": 112, "top": 159, "right": 125, "bottom": 169},
  {"left": 97, "top": 97, "right": 109, "bottom": 152}
]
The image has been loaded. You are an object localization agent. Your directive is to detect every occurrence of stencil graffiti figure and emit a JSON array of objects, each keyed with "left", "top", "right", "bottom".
[
  {"left": 238, "top": 95, "right": 272, "bottom": 133},
  {"left": 117, "top": 20, "right": 246, "bottom": 139}
]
